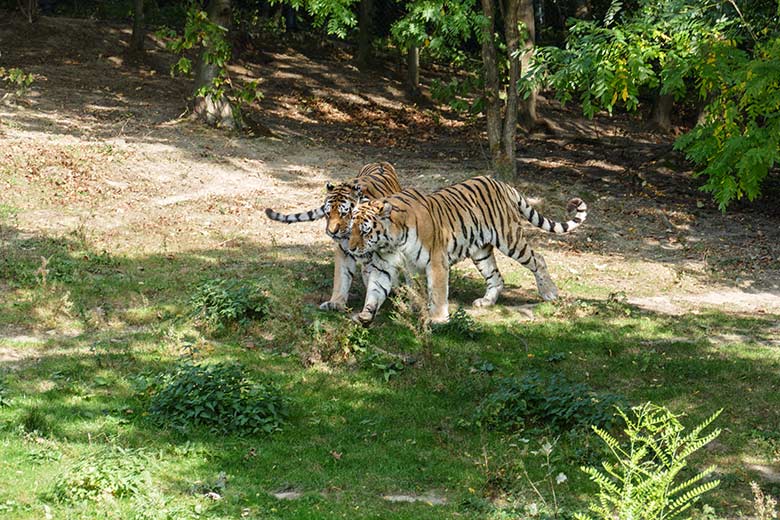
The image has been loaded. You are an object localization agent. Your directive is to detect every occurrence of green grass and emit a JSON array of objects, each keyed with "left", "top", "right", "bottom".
[{"left": 0, "top": 229, "right": 778, "bottom": 519}]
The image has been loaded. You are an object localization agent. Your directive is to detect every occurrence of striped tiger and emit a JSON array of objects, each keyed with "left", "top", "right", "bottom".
[
  {"left": 265, "top": 162, "right": 402, "bottom": 311},
  {"left": 347, "top": 176, "right": 587, "bottom": 325}
]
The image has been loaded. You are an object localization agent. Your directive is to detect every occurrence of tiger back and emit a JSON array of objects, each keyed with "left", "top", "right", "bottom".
[
  {"left": 265, "top": 162, "right": 402, "bottom": 311},
  {"left": 348, "top": 176, "right": 587, "bottom": 324}
]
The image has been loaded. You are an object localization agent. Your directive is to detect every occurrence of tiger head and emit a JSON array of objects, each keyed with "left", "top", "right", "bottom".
[
  {"left": 348, "top": 199, "right": 394, "bottom": 258},
  {"left": 323, "top": 181, "right": 363, "bottom": 239}
]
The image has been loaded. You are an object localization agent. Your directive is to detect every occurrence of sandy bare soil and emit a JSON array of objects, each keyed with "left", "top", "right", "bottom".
[{"left": 1, "top": 13, "right": 779, "bottom": 320}]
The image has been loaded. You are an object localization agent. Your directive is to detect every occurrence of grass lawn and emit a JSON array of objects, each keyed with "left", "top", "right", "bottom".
[{"left": 1, "top": 230, "right": 778, "bottom": 519}]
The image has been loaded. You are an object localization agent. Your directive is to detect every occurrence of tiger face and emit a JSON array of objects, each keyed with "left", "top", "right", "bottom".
[
  {"left": 323, "top": 182, "right": 362, "bottom": 239},
  {"left": 348, "top": 200, "right": 393, "bottom": 257}
]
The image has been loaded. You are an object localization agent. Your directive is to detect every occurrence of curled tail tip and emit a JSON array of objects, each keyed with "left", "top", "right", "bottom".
[{"left": 567, "top": 197, "right": 587, "bottom": 214}]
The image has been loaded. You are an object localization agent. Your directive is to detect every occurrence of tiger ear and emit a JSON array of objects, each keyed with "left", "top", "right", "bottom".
[
  {"left": 352, "top": 183, "right": 362, "bottom": 196},
  {"left": 380, "top": 202, "right": 393, "bottom": 219},
  {"left": 326, "top": 181, "right": 334, "bottom": 192}
]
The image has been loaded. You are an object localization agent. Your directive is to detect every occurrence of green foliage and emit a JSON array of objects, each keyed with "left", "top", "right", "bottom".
[
  {"left": 576, "top": 403, "right": 721, "bottom": 520},
  {"left": 675, "top": 37, "right": 780, "bottom": 210},
  {"left": 190, "top": 278, "right": 269, "bottom": 333},
  {"left": 20, "top": 407, "right": 53, "bottom": 436},
  {"left": 148, "top": 361, "right": 287, "bottom": 435},
  {"left": 436, "top": 306, "right": 482, "bottom": 340},
  {"left": 276, "top": 0, "right": 359, "bottom": 39},
  {"left": 52, "top": 447, "right": 151, "bottom": 503},
  {"left": 159, "top": 5, "right": 262, "bottom": 112},
  {"left": 537, "top": 0, "right": 731, "bottom": 117},
  {"left": 391, "top": 0, "right": 478, "bottom": 63},
  {"left": 538, "top": 0, "right": 780, "bottom": 209},
  {"left": 475, "top": 373, "right": 624, "bottom": 433},
  {"left": 0, "top": 379, "right": 11, "bottom": 408},
  {"left": 0, "top": 67, "right": 34, "bottom": 95}
]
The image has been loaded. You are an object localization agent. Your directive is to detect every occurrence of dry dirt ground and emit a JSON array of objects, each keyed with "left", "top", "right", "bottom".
[{"left": 1, "top": 14, "right": 780, "bottom": 330}]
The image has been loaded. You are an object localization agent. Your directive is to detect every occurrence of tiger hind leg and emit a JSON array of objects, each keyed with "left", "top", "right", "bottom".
[
  {"left": 469, "top": 246, "right": 505, "bottom": 307},
  {"left": 499, "top": 236, "right": 558, "bottom": 302}
]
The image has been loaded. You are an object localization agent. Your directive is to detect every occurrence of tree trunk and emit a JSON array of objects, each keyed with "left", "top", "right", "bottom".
[
  {"left": 129, "top": 0, "right": 145, "bottom": 56},
  {"left": 406, "top": 45, "right": 420, "bottom": 98},
  {"left": 193, "top": 0, "right": 237, "bottom": 129},
  {"left": 651, "top": 92, "right": 674, "bottom": 132},
  {"left": 517, "top": 0, "right": 538, "bottom": 130},
  {"left": 357, "top": 0, "right": 373, "bottom": 70},
  {"left": 500, "top": 0, "right": 521, "bottom": 177},
  {"left": 480, "top": 0, "right": 503, "bottom": 171}
]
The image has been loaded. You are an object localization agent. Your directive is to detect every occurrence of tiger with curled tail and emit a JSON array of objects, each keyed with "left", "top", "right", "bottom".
[
  {"left": 265, "top": 162, "right": 402, "bottom": 311},
  {"left": 347, "top": 176, "right": 587, "bottom": 325}
]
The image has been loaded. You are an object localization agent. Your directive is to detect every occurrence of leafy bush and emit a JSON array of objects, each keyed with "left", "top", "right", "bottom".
[
  {"left": 436, "top": 306, "right": 482, "bottom": 340},
  {"left": 576, "top": 403, "right": 721, "bottom": 520},
  {"left": 148, "top": 361, "right": 287, "bottom": 435},
  {"left": 53, "top": 447, "right": 150, "bottom": 503},
  {"left": 475, "top": 373, "right": 624, "bottom": 433},
  {"left": 0, "top": 67, "right": 34, "bottom": 95},
  {"left": 190, "top": 278, "right": 269, "bottom": 333},
  {"left": 675, "top": 37, "right": 780, "bottom": 210}
]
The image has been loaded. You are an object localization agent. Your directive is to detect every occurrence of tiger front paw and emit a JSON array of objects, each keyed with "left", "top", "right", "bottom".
[
  {"left": 472, "top": 297, "right": 496, "bottom": 308},
  {"left": 351, "top": 309, "right": 375, "bottom": 327},
  {"left": 320, "top": 300, "right": 347, "bottom": 312}
]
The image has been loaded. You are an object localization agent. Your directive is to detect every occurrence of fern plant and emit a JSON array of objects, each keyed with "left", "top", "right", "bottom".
[{"left": 576, "top": 403, "right": 721, "bottom": 520}]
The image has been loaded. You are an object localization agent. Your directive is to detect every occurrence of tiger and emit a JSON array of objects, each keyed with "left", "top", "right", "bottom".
[
  {"left": 265, "top": 162, "right": 402, "bottom": 311},
  {"left": 347, "top": 176, "right": 587, "bottom": 325}
]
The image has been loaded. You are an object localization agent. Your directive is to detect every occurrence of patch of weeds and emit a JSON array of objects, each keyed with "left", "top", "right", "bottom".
[
  {"left": 474, "top": 373, "right": 625, "bottom": 433},
  {"left": 20, "top": 407, "right": 54, "bottom": 436},
  {"left": 0, "top": 203, "right": 18, "bottom": 223},
  {"left": 0, "top": 379, "right": 11, "bottom": 408},
  {"left": 545, "top": 352, "right": 567, "bottom": 363},
  {"left": 26, "top": 444, "right": 64, "bottom": 465},
  {"left": 148, "top": 361, "right": 287, "bottom": 435},
  {"left": 471, "top": 360, "right": 497, "bottom": 374},
  {"left": 371, "top": 359, "right": 404, "bottom": 382},
  {"left": 303, "top": 319, "right": 370, "bottom": 366},
  {"left": 436, "top": 306, "right": 482, "bottom": 340},
  {"left": 0, "top": 67, "right": 34, "bottom": 95},
  {"left": 52, "top": 447, "right": 151, "bottom": 503},
  {"left": 190, "top": 278, "right": 270, "bottom": 334},
  {"left": 131, "top": 487, "right": 199, "bottom": 520},
  {"left": 390, "top": 278, "right": 432, "bottom": 347}
]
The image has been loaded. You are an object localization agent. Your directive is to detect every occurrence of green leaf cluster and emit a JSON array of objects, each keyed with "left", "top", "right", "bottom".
[
  {"left": 475, "top": 373, "right": 625, "bottom": 433},
  {"left": 190, "top": 278, "right": 270, "bottom": 333},
  {"left": 675, "top": 36, "right": 780, "bottom": 210},
  {"left": 576, "top": 403, "right": 721, "bottom": 520},
  {"left": 52, "top": 447, "right": 151, "bottom": 503},
  {"left": 148, "top": 361, "right": 287, "bottom": 436},
  {"left": 538, "top": 0, "right": 732, "bottom": 117},
  {"left": 0, "top": 66, "right": 34, "bottom": 95},
  {"left": 391, "top": 0, "right": 479, "bottom": 63}
]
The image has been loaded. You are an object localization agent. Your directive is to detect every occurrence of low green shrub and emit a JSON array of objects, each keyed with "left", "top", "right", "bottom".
[
  {"left": 475, "top": 373, "right": 624, "bottom": 433},
  {"left": 53, "top": 447, "right": 150, "bottom": 503},
  {"left": 148, "top": 361, "right": 287, "bottom": 435},
  {"left": 190, "top": 278, "right": 269, "bottom": 333},
  {"left": 576, "top": 403, "right": 721, "bottom": 520},
  {"left": 436, "top": 306, "right": 482, "bottom": 340}
]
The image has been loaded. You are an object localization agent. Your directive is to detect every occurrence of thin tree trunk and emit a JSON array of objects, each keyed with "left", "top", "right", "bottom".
[
  {"left": 480, "top": 0, "right": 502, "bottom": 169},
  {"left": 193, "top": 0, "right": 237, "bottom": 129},
  {"left": 406, "top": 45, "right": 420, "bottom": 98},
  {"left": 517, "top": 0, "right": 538, "bottom": 130},
  {"left": 130, "top": 0, "right": 145, "bottom": 55},
  {"left": 500, "top": 0, "right": 521, "bottom": 177},
  {"left": 357, "top": 0, "right": 373, "bottom": 70},
  {"left": 651, "top": 92, "right": 674, "bottom": 132}
]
